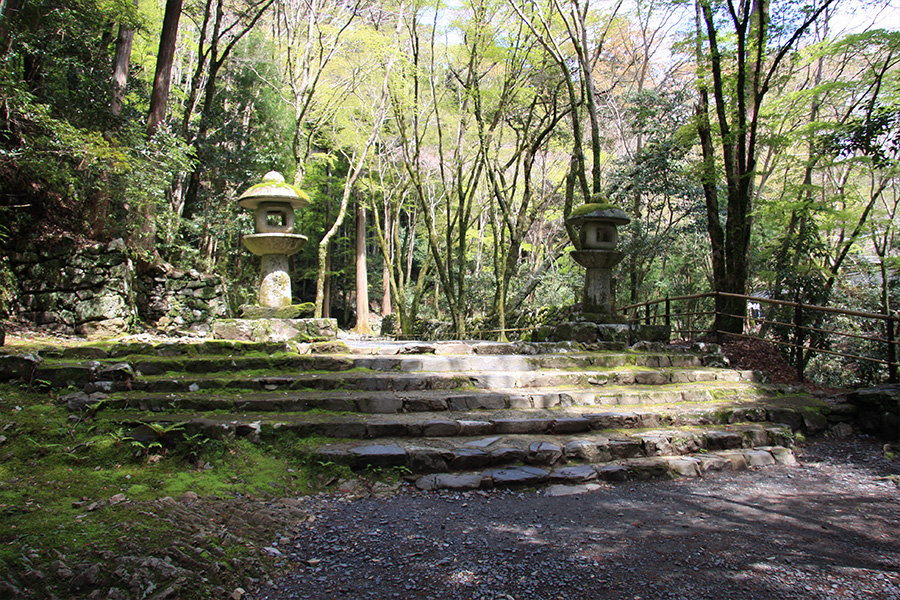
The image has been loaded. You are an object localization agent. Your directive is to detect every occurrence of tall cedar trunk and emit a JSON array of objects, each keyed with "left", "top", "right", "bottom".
[
  {"left": 182, "top": 0, "right": 223, "bottom": 220},
  {"left": 111, "top": 0, "right": 138, "bottom": 116},
  {"left": 147, "top": 0, "right": 183, "bottom": 136},
  {"left": 354, "top": 196, "right": 372, "bottom": 334}
]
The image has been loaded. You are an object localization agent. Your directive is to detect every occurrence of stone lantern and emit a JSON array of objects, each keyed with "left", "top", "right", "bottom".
[
  {"left": 212, "top": 171, "right": 337, "bottom": 343},
  {"left": 567, "top": 202, "right": 630, "bottom": 318},
  {"left": 238, "top": 171, "right": 309, "bottom": 309}
]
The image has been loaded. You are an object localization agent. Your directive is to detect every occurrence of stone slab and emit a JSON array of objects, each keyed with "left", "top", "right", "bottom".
[
  {"left": 487, "top": 466, "right": 549, "bottom": 487},
  {"left": 489, "top": 447, "right": 527, "bottom": 465},
  {"left": 465, "top": 436, "right": 501, "bottom": 448},
  {"left": 550, "top": 465, "right": 598, "bottom": 483},
  {"left": 457, "top": 421, "right": 494, "bottom": 436},
  {"left": 545, "top": 483, "right": 602, "bottom": 497},
  {"left": 422, "top": 420, "right": 460, "bottom": 437},
  {"left": 213, "top": 318, "right": 336, "bottom": 343},
  {"left": 705, "top": 431, "right": 743, "bottom": 450},
  {"left": 350, "top": 444, "right": 407, "bottom": 467},
  {"left": 450, "top": 448, "right": 490, "bottom": 470},
  {"left": 552, "top": 418, "right": 592, "bottom": 434},
  {"left": 527, "top": 441, "right": 563, "bottom": 465},
  {"left": 240, "top": 303, "right": 315, "bottom": 319},
  {"left": 595, "top": 464, "right": 629, "bottom": 482},
  {"left": 667, "top": 457, "right": 702, "bottom": 478},
  {"left": 366, "top": 421, "right": 409, "bottom": 438}
]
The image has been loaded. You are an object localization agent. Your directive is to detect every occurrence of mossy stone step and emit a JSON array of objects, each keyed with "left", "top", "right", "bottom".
[
  {"left": 77, "top": 380, "right": 790, "bottom": 415},
  {"left": 17, "top": 349, "right": 730, "bottom": 389},
  {"left": 85, "top": 367, "right": 760, "bottom": 396}
]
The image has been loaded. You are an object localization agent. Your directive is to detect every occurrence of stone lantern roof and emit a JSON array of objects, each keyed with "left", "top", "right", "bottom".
[
  {"left": 566, "top": 202, "right": 630, "bottom": 227},
  {"left": 237, "top": 171, "right": 310, "bottom": 211}
]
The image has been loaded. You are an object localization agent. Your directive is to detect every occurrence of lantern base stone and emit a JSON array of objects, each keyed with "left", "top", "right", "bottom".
[{"left": 212, "top": 318, "right": 337, "bottom": 343}]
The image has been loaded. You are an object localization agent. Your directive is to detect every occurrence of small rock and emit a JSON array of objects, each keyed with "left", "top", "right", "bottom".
[
  {"left": 336, "top": 479, "right": 368, "bottom": 497},
  {"left": 51, "top": 560, "right": 72, "bottom": 579},
  {"left": 71, "top": 563, "right": 100, "bottom": 589},
  {"left": 830, "top": 422, "right": 854, "bottom": 438},
  {"left": 108, "top": 493, "right": 127, "bottom": 506},
  {"left": 231, "top": 588, "right": 246, "bottom": 600},
  {"left": 23, "top": 569, "right": 44, "bottom": 584}
]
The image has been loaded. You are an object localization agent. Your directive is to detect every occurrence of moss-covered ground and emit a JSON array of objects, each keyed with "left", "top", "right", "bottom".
[{"left": 0, "top": 381, "right": 360, "bottom": 598}]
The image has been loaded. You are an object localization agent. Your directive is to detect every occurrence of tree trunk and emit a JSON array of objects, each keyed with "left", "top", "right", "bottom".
[
  {"left": 354, "top": 195, "right": 372, "bottom": 334},
  {"left": 146, "top": 0, "right": 183, "bottom": 136},
  {"left": 111, "top": 0, "right": 138, "bottom": 116},
  {"left": 382, "top": 206, "right": 392, "bottom": 316}
]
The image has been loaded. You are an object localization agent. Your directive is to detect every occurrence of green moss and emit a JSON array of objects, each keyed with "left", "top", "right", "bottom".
[
  {"left": 244, "top": 180, "right": 310, "bottom": 200},
  {"left": 570, "top": 202, "right": 621, "bottom": 216}
]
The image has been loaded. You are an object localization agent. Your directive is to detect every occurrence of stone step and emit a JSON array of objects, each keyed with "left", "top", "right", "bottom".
[
  {"left": 413, "top": 446, "right": 798, "bottom": 492},
  {"left": 104, "top": 394, "right": 823, "bottom": 450},
  {"left": 35, "top": 351, "right": 718, "bottom": 377},
  {"left": 23, "top": 339, "right": 668, "bottom": 363},
  {"left": 20, "top": 346, "right": 730, "bottom": 389},
  {"left": 113, "top": 408, "right": 797, "bottom": 481},
  {"left": 82, "top": 366, "right": 760, "bottom": 396},
  {"left": 305, "top": 424, "right": 795, "bottom": 472},
  {"left": 74, "top": 380, "right": 790, "bottom": 415}
]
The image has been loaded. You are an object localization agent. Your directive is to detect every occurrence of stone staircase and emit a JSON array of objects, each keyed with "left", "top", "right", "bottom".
[{"left": 2, "top": 338, "right": 829, "bottom": 492}]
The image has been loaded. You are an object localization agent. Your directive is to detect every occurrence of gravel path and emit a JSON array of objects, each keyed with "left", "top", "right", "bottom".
[{"left": 248, "top": 440, "right": 900, "bottom": 600}]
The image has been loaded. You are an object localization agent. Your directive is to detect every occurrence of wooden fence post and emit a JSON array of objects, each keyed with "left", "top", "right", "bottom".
[
  {"left": 714, "top": 292, "right": 722, "bottom": 345},
  {"left": 665, "top": 296, "right": 671, "bottom": 330},
  {"left": 888, "top": 312, "right": 897, "bottom": 384},
  {"left": 794, "top": 300, "right": 805, "bottom": 382}
]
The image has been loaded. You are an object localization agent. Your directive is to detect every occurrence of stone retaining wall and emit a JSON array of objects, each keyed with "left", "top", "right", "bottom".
[
  {"left": 6, "top": 237, "right": 227, "bottom": 337},
  {"left": 846, "top": 384, "right": 900, "bottom": 441},
  {"left": 134, "top": 268, "right": 227, "bottom": 334}
]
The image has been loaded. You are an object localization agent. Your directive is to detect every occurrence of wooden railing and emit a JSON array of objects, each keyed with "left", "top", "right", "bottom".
[{"left": 622, "top": 292, "right": 899, "bottom": 384}]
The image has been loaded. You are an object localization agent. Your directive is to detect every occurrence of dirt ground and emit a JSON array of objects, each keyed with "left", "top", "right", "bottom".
[{"left": 247, "top": 439, "right": 900, "bottom": 600}]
